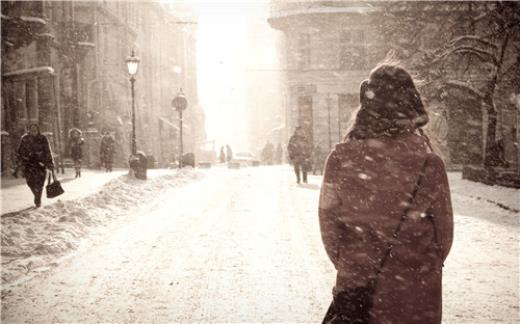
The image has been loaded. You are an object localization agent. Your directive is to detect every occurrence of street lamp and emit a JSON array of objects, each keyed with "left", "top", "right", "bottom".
[
  {"left": 172, "top": 88, "right": 188, "bottom": 168},
  {"left": 126, "top": 49, "right": 140, "bottom": 156}
]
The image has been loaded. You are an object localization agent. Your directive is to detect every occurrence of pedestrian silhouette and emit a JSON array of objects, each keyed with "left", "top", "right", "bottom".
[
  {"left": 16, "top": 123, "right": 55, "bottom": 207},
  {"left": 100, "top": 132, "right": 115, "bottom": 172},
  {"left": 219, "top": 146, "right": 226, "bottom": 163},
  {"left": 320, "top": 64, "right": 452, "bottom": 323},
  {"left": 68, "top": 128, "right": 84, "bottom": 178},
  {"left": 261, "top": 141, "right": 275, "bottom": 165},
  {"left": 226, "top": 144, "right": 233, "bottom": 162},
  {"left": 287, "top": 127, "right": 311, "bottom": 183}
]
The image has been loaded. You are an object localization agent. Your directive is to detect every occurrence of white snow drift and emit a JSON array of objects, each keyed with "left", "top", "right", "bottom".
[{"left": 1, "top": 170, "right": 202, "bottom": 285}]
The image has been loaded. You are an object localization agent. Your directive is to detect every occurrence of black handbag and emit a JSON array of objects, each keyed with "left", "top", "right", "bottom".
[
  {"left": 46, "top": 170, "right": 64, "bottom": 198},
  {"left": 322, "top": 158, "right": 428, "bottom": 324},
  {"left": 323, "top": 284, "right": 375, "bottom": 324}
]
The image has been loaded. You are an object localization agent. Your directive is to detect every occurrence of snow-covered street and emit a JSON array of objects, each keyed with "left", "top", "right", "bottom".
[{"left": 1, "top": 166, "right": 519, "bottom": 323}]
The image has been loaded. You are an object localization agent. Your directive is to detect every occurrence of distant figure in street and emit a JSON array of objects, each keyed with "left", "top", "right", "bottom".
[
  {"left": 275, "top": 143, "right": 283, "bottom": 164},
  {"left": 17, "top": 123, "right": 55, "bottom": 207},
  {"left": 261, "top": 141, "right": 275, "bottom": 165},
  {"left": 312, "top": 144, "right": 325, "bottom": 175},
  {"left": 287, "top": 126, "right": 311, "bottom": 184},
  {"left": 100, "top": 132, "right": 115, "bottom": 172},
  {"left": 219, "top": 146, "right": 226, "bottom": 163},
  {"left": 226, "top": 144, "right": 233, "bottom": 162},
  {"left": 320, "top": 64, "right": 453, "bottom": 324},
  {"left": 68, "top": 128, "right": 84, "bottom": 178}
]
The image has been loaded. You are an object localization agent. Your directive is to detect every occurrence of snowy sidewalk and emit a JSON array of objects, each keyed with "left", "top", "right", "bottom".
[
  {"left": 0, "top": 168, "right": 188, "bottom": 215},
  {"left": 1, "top": 169, "right": 126, "bottom": 215},
  {"left": 1, "top": 168, "right": 203, "bottom": 285}
]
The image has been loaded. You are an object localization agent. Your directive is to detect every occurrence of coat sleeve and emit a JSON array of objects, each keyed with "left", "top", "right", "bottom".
[
  {"left": 17, "top": 136, "right": 29, "bottom": 163},
  {"left": 408, "top": 154, "right": 454, "bottom": 262},
  {"left": 319, "top": 150, "right": 344, "bottom": 268}
]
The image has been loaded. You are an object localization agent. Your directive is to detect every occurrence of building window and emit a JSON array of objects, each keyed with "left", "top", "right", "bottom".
[
  {"left": 339, "top": 30, "right": 366, "bottom": 70},
  {"left": 44, "top": 2, "right": 54, "bottom": 23},
  {"left": 296, "top": 33, "right": 311, "bottom": 70}
]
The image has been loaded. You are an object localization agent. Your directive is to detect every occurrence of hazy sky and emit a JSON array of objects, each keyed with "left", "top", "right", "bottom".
[
  {"left": 194, "top": 1, "right": 270, "bottom": 152},
  {"left": 161, "top": 0, "right": 273, "bottom": 152},
  {"left": 197, "top": 1, "right": 270, "bottom": 152}
]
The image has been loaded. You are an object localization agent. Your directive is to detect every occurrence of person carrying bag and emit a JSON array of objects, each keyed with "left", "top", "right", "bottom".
[
  {"left": 319, "top": 64, "right": 453, "bottom": 324},
  {"left": 46, "top": 169, "right": 64, "bottom": 199},
  {"left": 17, "top": 123, "right": 56, "bottom": 207}
]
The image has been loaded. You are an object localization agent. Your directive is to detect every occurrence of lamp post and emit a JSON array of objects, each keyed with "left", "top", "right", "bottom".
[
  {"left": 172, "top": 88, "right": 188, "bottom": 168},
  {"left": 126, "top": 49, "right": 140, "bottom": 157}
]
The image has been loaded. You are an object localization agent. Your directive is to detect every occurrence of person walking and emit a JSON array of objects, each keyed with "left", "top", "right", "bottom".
[
  {"left": 312, "top": 144, "right": 325, "bottom": 175},
  {"left": 226, "top": 144, "right": 233, "bottom": 162},
  {"left": 261, "top": 141, "right": 275, "bottom": 165},
  {"left": 287, "top": 126, "right": 311, "bottom": 183},
  {"left": 319, "top": 64, "right": 453, "bottom": 324},
  {"left": 68, "top": 128, "right": 84, "bottom": 178},
  {"left": 219, "top": 146, "right": 226, "bottom": 164},
  {"left": 100, "top": 132, "right": 115, "bottom": 172},
  {"left": 16, "top": 123, "right": 55, "bottom": 207}
]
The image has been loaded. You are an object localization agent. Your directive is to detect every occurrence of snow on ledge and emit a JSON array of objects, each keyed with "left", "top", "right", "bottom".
[
  {"left": 2, "top": 66, "right": 55, "bottom": 78},
  {"left": 271, "top": 5, "right": 378, "bottom": 19},
  {"left": 36, "top": 32, "right": 55, "bottom": 39},
  {"left": 78, "top": 41, "right": 95, "bottom": 48},
  {"left": 19, "top": 16, "right": 46, "bottom": 25}
]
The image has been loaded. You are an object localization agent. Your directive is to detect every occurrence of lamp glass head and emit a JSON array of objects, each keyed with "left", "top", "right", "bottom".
[{"left": 126, "top": 52, "right": 140, "bottom": 76}]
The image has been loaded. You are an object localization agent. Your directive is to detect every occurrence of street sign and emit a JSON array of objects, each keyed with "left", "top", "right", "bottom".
[{"left": 172, "top": 92, "right": 188, "bottom": 111}]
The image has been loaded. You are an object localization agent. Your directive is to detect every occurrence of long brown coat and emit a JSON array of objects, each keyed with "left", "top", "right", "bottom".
[{"left": 319, "top": 132, "right": 453, "bottom": 324}]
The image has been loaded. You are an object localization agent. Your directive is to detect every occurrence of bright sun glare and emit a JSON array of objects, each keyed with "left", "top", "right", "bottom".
[{"left": 162, "top": 0, "right": 271, "bottom": 151}]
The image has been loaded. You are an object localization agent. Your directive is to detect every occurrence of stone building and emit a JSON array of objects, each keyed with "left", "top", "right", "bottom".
[
  {"left": 268, "top": 1, "right": 385, "bottom": 155},
  {"left": 1, "top": 1, "right": 63, "bottom": 173},
  {"left": 268, "top": 1, "right": 519, "bottom": 177},
  {"left": 1, "top": 0, "right": 204, "bottom": 173}
]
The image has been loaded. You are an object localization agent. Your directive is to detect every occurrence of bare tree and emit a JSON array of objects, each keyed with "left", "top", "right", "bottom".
[{"left": 378, "top": 1, "right": 520, "bottom": 167}]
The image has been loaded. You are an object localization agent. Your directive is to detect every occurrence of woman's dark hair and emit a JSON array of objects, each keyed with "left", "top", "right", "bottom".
[{"left": 346, "top": 64, "right": 429, "bottom": 140}]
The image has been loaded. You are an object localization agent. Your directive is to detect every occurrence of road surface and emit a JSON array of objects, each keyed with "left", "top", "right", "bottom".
[{"left": 1, "top": 166, "right": 518, "bottom": 323}]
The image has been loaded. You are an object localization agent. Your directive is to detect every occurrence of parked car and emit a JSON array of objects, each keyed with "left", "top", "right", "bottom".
[
  {"left": 229, "top": 152, "right": 260, "bottom": 168},
  {"left": 167, "top": 153, "right": 195, "bottom": 168}
]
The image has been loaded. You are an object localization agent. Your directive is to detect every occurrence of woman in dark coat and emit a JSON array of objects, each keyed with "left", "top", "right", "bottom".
[
  {"left": 319, "top": 64, "right": 453, "bottom": 324},
  {"left": 100, "top": 132, "right": 115, "bottom": 172},
  {"left": 17, "top": 123, "right": 55, "bottom": 207},
  {"left": 68, "top": 128, "right": 84, "bottom": 178}
]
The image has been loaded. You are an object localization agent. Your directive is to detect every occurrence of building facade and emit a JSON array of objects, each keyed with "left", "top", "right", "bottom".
[
  {"left": 1, "top": 0, "right": 204, "bottom": 173},
  {"left": 268, "top": 1, "right": 519, "bottom": 173},
  {"left": 268, "top": 1, "right": 385, "bottom": 156}
]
